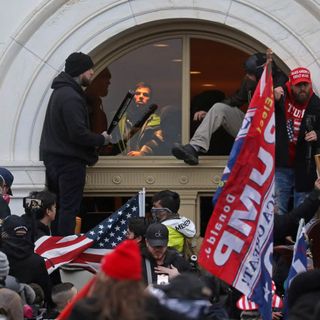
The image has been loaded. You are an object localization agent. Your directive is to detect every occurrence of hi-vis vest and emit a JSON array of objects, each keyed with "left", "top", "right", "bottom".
[{"left": 162, "top": 216, "right": 196, "bottom": 254}]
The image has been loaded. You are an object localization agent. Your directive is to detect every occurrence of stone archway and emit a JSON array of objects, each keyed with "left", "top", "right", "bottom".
[{"left": 1, "top": 0, "right": 319, "bottom": 212}]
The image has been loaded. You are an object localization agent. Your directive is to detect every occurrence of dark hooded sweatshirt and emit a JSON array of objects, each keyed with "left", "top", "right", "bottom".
[
  {"left": 40, "top": 72, "right": 104, "bottom": 166},
  {"left": 1, "top": 237, "right": 51, "bottom": 302}
]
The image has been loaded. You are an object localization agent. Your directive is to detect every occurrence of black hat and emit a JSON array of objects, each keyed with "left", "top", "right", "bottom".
[
  {"left": 146, "top": 223, "right": 168, "bottom": 247},
  {"left": 65, "top": 52, "right": 94, "bottom": 77},
  {"left": 2, "top": 215, "right": 28, "bottom": 238},
  {"left": 0, "top": 167, "right": 14, "bottom": 195},
  {"left": 244, "top": 52, "right": 266, "bottom": 79}
]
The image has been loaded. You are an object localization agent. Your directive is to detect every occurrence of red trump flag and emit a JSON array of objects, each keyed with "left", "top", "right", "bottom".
[{"left": 199, "top": 60, "right": 274, "bottom": 320}]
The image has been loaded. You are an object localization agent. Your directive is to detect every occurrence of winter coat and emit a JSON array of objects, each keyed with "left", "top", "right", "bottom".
[
  {"left": 0, "top": 237, "right": 51, "bottom": 302},
  {"left": 141, "top": 247, "right": 192, "bottom": 285},
  {"left": 40, "top": 72, "right": 105, "bottom": 166},
  {"left": 275, "top": 92, "right": 320, "bottom": 191},
  {"left": 274, "top": 187, "right": 320, "bottom": 245}
]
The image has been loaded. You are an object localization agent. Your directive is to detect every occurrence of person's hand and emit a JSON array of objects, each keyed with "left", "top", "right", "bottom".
[
  {"left": 127, "top": 151, "right": 142, "bottom": 156},
  {"left": 274, "top": 86, "right": 284, "bottom": 101},
  {"left": 305, "top": 130, "right": 317, "bottom": 142},
  {"left": 193, "top": 111, "right": 207, "bottom": 121},
  {"left": 101, "top": 131, "right": 112, "bottom": 145},
  {"left": 272, "top": 311, "right": 283, "bottom": 320},
  {"left": 154, "top": 265, "right": 180, "bottom": 280},
  {"left": 314, "top": 178, "right": 320, "bottom": 191}
]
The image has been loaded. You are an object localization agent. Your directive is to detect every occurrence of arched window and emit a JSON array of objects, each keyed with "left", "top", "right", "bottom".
[{"left": 88, "top": 33, "right": 254, "bottom": 158}]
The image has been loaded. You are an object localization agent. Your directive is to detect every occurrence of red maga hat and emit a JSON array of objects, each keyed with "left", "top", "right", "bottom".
[{"left": 289, "top": 67, "right": 311, "bottom": 86}]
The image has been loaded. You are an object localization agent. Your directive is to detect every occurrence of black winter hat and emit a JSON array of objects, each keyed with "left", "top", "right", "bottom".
[
  {"left": 244, "top": 52, "right": 267, "bottom": 79},
  {"left": 65, "top": 52, "right": 94, "bottom": 77},
  {"left": 2, "top": 215, "right": 28, "bottom": 238}
]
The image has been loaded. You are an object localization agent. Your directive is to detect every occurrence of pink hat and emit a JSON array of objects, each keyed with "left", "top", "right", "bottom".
[{"left": 289, "top": 67, "right": 312, "bottom": 86}]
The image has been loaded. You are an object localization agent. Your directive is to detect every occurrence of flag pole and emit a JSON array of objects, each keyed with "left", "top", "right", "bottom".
[
  {"left": 139, "top": 188, "right": 145, "bottom": 217},
  {"left": 266, "top": 48, "right": 273, "bottom": 74}
]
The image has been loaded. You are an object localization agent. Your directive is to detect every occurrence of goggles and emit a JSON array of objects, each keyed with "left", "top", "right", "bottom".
[{"left": 150, "top": 207, "right": 173, "bottom": 215}]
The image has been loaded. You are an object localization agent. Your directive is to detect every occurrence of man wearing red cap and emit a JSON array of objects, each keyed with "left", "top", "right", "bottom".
[
  {"left": 275, "top": 67, "right": 320, "bottom": 215},
  {"left": 40, "top": 52, "right": 112, "bottom": 236}
]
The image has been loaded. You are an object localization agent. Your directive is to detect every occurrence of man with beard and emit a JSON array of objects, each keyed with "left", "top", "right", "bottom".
[
  {"left": 118, "top": 82, "right": 161, "bottom": 154},
  {"left": 40, "top": 52, "right": 112, "bottom": 236},
  {"left": 275, "top": 67, "right": 320, "bottom": 215}
]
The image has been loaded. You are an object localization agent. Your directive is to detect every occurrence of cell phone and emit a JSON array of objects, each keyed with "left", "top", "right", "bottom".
[
  {"left": 157, "top": 274, "right": 169, "bottom": 285},
  {"left": 23, "top": 197, "right": 43, "bottom": 209}
]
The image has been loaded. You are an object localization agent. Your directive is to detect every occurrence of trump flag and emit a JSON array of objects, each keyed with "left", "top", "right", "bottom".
[{"left": 199, "top": 61, "right": 275, "bottom": 320}]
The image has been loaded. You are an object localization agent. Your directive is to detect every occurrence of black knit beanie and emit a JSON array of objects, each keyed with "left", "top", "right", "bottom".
[{"left": 65, "top": 52, "right": 94, "bottom": 77}]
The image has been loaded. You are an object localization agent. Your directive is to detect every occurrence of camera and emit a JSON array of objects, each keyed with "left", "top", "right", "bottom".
[
  {"left": 23, "top": 197, "right": 43, "bottom": 210},
  {"left": 157, "top": 274, "right": 169, "bottom": 285}
]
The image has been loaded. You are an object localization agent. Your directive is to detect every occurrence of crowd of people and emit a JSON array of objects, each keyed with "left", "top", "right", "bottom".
[{"left": 1, "top": 50, "right": 320, "bottom": 319}]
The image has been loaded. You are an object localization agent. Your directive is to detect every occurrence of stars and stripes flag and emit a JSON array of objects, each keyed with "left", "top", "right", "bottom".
[
  {"left": 237, "top": 281, "right": 283, "bottom": 311},
  {"left": 283, "top": 218, "right": 308, "bottom": 319},
  {"left": 35, "top": 190, "right": 145, "bottom": 274},
  {"left": 199, "top": 56, "right": 275, "bottom": 320},
  {"left": 285, "top": 219, "right": 308, "bottom": 289}
]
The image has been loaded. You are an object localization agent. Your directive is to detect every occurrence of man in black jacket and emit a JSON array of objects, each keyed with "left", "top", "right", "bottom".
[
  {"left": 40, "top": 52, "right": 111, "bottom": 236},
  {"left": 0, "top": 215, "right": 52, "bottom": 303},
  {"left": 141, "top": 223, "right": 191, "bottom": 286},
  {"left": 171, "top": 52, "right": 287, "bottom": 165},
  {"left": 275, "top": 67, "right": 320, "bottom": 215}
]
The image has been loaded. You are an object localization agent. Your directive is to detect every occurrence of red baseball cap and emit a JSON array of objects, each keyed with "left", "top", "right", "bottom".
[{"left": 289, "top": 67, "right": 312, "bottom": 86}]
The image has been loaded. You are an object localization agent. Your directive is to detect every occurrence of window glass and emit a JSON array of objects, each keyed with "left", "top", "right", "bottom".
[
  {"left": 190, "top": 39, "right": 249, "bottom": 155},
  {"left": 92, "top": 38, "right": 183, "bottom": 156}
]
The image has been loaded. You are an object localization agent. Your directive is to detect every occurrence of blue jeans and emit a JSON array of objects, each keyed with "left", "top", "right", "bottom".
[{"left": 275, "top": 167, "right": 308, "bottom": 215}]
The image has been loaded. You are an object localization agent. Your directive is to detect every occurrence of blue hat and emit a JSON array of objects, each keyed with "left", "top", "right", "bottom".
[{"left": 0, "top": 167, "right": 14, "bottom": 195}]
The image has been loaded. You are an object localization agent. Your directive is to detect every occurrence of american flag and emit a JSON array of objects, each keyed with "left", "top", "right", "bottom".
[
  {"left": 285, "top": 219, "right": 308, "bottom": 289},
  {"left": 35, "top": 191, "right": 145, "bottom": 274}
]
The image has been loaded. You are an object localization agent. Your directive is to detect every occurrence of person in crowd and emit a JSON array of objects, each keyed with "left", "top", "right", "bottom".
[
  {"left": 126, "top": 217, "right": 148, "bottom": 248},
  {"left": 151, "top": 190, "right": 196, "bottom": 256},
  {"left": 0, "top": 287, "right": 24, "bottom": 320},
  {"left": 142, "top": 223, "right": 192, "bottom": 286},
  {"left": 0, "top": 250, "right": 31, "bottom": 320},
  {"left": 272, "top": 178, "right": 320, "bottom": 296},
  {"left": 39, "top": 52, "right": 112, "bottom": 236},
  {"left": 171, "top": 52, "right": 287, "bottom": 165},
  {"left": 0, "top": 215, "right": 51, "bottom": 303},
  {"left": 190, "top": 90, "right": 234, "bottom": 156},
  {"left": 127, "top": 105, "right": 181, "bottom": 156},
  {"left": 149, "top": 272, "right": 229, "bottom": 320},
  {"left": 59, "top": 239, "right": 192, "bottom": 320},
  {"left": 287, "top": 269, "right": 320, "bottom": 320},
  {"left": 0, "top": 167, "right": 14, "bottom": 221},
  {"left": 275, "top": 67, "right": 320, "bottom": 215},
  {"left": 67, "top": 240, "right": 146, "bottom": 320},
  {"left": 21, "top": 190, "right": 57, "bottom": 242},
  {"left": 46, "top": 282, "right": 77, "bottom": 318},
  {"left": 274, "top": 177, "right": 320, "bottom": 246},
  {"left": 28, "top": 283, "right": 46, "bottom": 319},
  {"left": 85, "top": 67, "right": 112, "bottom": 155},
  {"left": 117, "top": 82, "right": 161, "bottom": 153}
]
